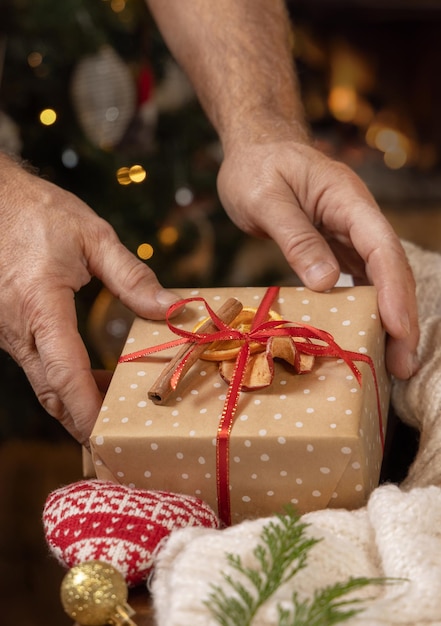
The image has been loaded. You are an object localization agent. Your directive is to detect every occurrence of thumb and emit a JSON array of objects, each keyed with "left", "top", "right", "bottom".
[{"left": 88, "top": 223, "right": 180, "bottom": 320}]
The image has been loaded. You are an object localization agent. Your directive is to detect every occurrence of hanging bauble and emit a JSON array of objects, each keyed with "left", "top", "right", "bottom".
[
  {"left": 60, "top": 560, "right": 136, "bottom": 626},
  {"left": 71, "top": 46, "right": 136, "bottom": 149}
]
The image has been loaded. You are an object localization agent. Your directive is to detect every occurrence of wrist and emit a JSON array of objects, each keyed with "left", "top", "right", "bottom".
[{"left": 220, "top": 112, "right": 312, "bottom": 156}]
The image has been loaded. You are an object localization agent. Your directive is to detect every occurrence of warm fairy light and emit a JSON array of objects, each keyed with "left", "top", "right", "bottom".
[
  {"left": 328, "top": 86, "right": 357, "bottom": 123},
  {"left": 374, "top": 128, "right": 401, "bottom": 153},
  {"left": 158, "top": 225, "right": 179, "bottom": 246},
  {"left": 365, "top": 122, "right": 382, "bottom": 148},
  {"left": 383, "top": 146, "right": 407, "bottom": 170},
  {"left": 111, "top": 0, "right": 126, "bottom": 13},
  {"left": 375, "top": 128, "right": 410, "bottom": 170},
  {"left": 116, "top": 166, "right": 131, "bottom": 185},
  {"left": 39, "top": 109, "right": 57, "bottom": 126},
  {"left": 137, "top": 243, "right": 154, "bottom": 260},
  {"left": 116, "top": 165, "right": 147, "bottom": 185},
  {"left": 27, "top": 51, "right": 43, "bottom": 68},
  {"left": 365, "top": 122, "right": 411, "bottom": 170},
  {"left": 129, "top": 165, "right": 147, "bottom": 183}
]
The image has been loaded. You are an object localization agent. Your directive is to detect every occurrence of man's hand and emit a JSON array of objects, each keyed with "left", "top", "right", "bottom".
[
  {"left": 218, "top": 133, "right": 419, "bottom": 380},
  {"left": 146, "top": 0, "right": 419, "bottom": 380},
  {"left": 0, "top": 155, "right": 178, "bottom": 444}
]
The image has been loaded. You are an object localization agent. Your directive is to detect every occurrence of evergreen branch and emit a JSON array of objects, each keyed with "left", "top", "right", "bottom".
[
  {"left": 205, "top": 507, "right": 320, "bottom": 626},
  {"left": 278, "top": 577, "right": 388, "bottom": 626},
  {"left": 205, "top": 507, "right": 398, "bottom": 626}
]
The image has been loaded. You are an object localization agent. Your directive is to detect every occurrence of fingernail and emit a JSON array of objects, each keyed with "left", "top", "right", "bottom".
[
  {"left": 305, "top": 262, "right": 338, "bottom": 287},
  {"left": 155, "top": 289, "right": 181, "bottom": 307}
]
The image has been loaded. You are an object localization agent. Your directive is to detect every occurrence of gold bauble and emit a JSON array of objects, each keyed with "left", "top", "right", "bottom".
[{"left": 60, "top": 560, "right": 134, "bottom": 625}]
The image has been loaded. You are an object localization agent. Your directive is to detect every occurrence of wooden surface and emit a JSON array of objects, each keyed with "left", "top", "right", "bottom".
[{"left": 129, "top": 588, "right": 156, "bottom": 626}]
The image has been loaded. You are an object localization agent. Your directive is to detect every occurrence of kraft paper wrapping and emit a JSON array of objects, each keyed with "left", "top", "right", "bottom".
[{"left": 90, "top": 286, "right": 390, "bottom": 524}]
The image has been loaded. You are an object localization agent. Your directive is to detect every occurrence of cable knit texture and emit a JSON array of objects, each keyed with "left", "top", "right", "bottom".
[{"left": 152, "top": 241, "right": 441, "bottom": 625}]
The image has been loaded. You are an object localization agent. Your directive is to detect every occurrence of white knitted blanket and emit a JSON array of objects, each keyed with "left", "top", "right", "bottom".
[{"left": 152, "top": 241, "right": 441, "bottom": 625}]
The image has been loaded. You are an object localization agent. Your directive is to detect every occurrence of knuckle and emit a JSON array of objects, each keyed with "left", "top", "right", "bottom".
[
  {"left": 89, "top": 216, "right": 120, "bottom": 248},
  {"left": 114, "top": 253, "right": 160, "bottom": 300},
  {"left": 44, "top": 359, "right": 75, "bottom": 396},
  {"left": 282, "top": 229, "right": 324, "bottom": 265},
  {"left": 36, "top": 385, "right": 64, "bottom": 420},
  {"left": 94, "top": 216, "right": 118, "bottom": 239},
  {"left": 122, "top": 255, "right": 154, "bottom": 287}
]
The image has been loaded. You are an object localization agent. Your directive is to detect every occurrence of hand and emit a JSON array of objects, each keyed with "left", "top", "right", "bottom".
[
  {"left": 217, "top": 126, "right": 419, "bottom": 380},
  {"left": 0, "top": 156, "right": 179, "bottom": 444}
]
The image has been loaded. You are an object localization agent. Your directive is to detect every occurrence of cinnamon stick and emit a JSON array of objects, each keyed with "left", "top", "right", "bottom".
[{"left": 148, "top": 297, "right": 243, "bottom": 405}]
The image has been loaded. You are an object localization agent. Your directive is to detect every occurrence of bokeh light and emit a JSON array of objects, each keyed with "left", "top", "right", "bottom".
[
  {"left": 27, "top": 51, "right": 43, "bottom": 68},
  {"left": 328, "top": 86, "right": 357, "bottom": 123},
  {"left": 383, "top": 147, "right": 407, "bottom": 170},
  {"left": 110, "top": 0, "right": 126, "bottom": 13},
  {"left": 39, "top": 109, "right": 57, "bottom": 126},
  {"left": 129, "top": 165, "right": 147, "bottom": 183},
  {"left": 61, "top": 148, "right": 79, "bottom": 168},
  {"left": 116, "top": 165, "right": 147, "bottom": 185},
  {"left": 116, "top": 166, "right": 131, "bottom": 185},
  {"left": 365, "top": 121, "right": 412, "bottom": 170},
  {"left": 175, "top": 186, "right": 194, "bottom": 207},
  {"left": 158, "top": 225, "right": 179, "bottom": 246},
  {"left": 137, "top": 243, "right": 154, "bottom": 260}
]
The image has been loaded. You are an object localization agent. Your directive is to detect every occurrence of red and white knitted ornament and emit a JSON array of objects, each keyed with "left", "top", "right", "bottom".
[{"left": 43, "top": 480, "right": 219, "bottom": 586}]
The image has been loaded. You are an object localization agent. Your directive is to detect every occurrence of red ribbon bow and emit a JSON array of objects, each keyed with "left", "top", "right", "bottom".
[{"left": 119, "top": 286, "right": 383, "bottom": 526}]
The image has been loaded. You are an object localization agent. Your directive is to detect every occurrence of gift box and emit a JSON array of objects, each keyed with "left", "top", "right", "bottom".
[{"left": 90, "top": 286, "right": 390, "bottom": 525}]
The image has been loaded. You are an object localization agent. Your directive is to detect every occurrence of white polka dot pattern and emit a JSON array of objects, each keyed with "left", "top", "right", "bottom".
[{"left": 90, "top": 286, "right": 390, "bottom": 524}]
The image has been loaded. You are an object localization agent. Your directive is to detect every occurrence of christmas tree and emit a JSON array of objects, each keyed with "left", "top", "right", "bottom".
[{"left": 0, "top": 0, "right": 250, "bottom": 438}]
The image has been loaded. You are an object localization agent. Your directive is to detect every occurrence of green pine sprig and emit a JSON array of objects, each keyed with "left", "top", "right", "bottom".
[
  {"left": 205, "top": 507, "right": 394, "bottom": 626},
  {"left": 277, "top": 576, "right": 387, "bottom": 626}
]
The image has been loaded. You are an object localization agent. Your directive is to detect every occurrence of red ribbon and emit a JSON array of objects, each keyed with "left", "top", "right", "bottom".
[{"left": 119, "top": 286, "right": 384, "bottom": 526}]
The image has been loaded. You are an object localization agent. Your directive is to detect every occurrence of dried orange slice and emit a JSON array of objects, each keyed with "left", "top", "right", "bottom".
[{"left": 193, "top": 306, "right": 282, "bottom": 361}]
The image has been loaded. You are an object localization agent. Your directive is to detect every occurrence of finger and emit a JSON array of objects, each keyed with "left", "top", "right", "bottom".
[
  {"left": 260, "top": 178, "right": 419, "bottom": 379},
  {"left": 21, "top": 352, "right": 95, "bottom": 444},
  {"left": 348, "top": 216, "right": 419, "bottom": 379},
  {"left": 308, "top": 163, "right": 419, "bottom": 378},
  {"left": 386, "top": 332, "right": 420, "bottom": 382},
  {"left": 28, "top": 289, "right": 103, "bottom": 445},
  {"left": 259, "top": 198, "right": 341, "bottom": 291},
  {"left": 87, "top": 221, "right": 180, "bottom": 320}
]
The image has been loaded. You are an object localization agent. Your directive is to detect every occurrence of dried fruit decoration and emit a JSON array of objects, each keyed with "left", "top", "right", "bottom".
[{"left": 194, "top": 307, "right": 315, "bottom": 390}]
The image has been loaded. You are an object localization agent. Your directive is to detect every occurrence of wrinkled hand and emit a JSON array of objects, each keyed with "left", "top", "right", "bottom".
[
  {"left": 0, "top": 156, "right": 178, "bottom": 445},
  {"left": 218, "top": 130, "right": 419, "bottom": 380}
]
